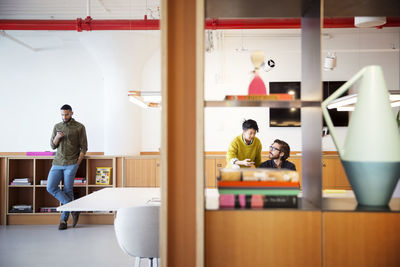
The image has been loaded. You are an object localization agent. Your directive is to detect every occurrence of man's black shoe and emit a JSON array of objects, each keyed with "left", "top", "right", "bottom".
[
  {"left": 58, "top": 220, "right": 67, "bottom": 230},
  {"left": 72, "top": 211, "right": 80, "bottom": 228}
]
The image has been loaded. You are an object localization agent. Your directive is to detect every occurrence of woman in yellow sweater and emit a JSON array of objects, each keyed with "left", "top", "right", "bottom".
[{"left": 226, "top": 119, "right": 262, "bottom": 168}]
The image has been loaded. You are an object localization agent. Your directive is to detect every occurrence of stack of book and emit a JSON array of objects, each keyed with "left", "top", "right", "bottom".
[
  {"left": 74, "top": 177, "right": 86, "bottom": 185},
  {"left": 40, "top": 180, "right": 47, "bottom": 185},
  {"left": 218, "top": 169, "right": 300, "bottom": 209},
  {"left": 9, "top": 204, "right": 33, "bottom": 213},
  {"left": 225, "top": 93, "right": 294, "bottom": 101},
  {"left": 39, "top": 207, "right": 58, "bottom": 213},
  {"left": 10, "top": 178, "right": 31, "bottom": 185}
]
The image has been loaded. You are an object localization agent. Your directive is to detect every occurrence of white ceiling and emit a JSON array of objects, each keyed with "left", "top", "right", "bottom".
[{"left": 0, "top": 0, "right": 160, "bottom": 19}]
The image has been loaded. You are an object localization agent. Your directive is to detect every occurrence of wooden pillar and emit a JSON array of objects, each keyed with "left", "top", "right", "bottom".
[{"left": 161, "top": 0, "right": 204, "bottom": 266}]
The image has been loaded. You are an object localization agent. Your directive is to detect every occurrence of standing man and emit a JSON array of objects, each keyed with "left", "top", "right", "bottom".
[
  {"left": 47, "top": 104, "right": 88, "bottom": 230},
  {"left": 226, "top": 119, "right": 262, "bottom": 168},
  {"left": 260, "top": 139, "right": 296, "bottom": 170}
]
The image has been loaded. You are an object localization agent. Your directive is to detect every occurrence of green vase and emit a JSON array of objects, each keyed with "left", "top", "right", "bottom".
[{"left": 322, "top": 65, "right": 400, "bottom": 206}]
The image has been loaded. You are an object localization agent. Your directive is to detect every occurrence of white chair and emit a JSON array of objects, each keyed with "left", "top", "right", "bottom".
[{"left": 114, "top": 205, "right": 160, "bottom": 267}]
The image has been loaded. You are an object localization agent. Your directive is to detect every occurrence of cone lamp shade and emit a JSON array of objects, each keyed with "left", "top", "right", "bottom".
[{"left": 322, "top": 65, "right": 400, "bottom": 206}]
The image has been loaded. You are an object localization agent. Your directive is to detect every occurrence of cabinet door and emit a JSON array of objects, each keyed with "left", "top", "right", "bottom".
[
  {"left": 215, "top": 158, "right": 226, "bottom": 180},
  {"left": 290, "top": 158, "right": 302, "bottom": 188},
  {"left": 155, "top": 159, "right": 160, "bottom": 187},
  {"left": 125, "top": 159, "right": 156, "bottom": 187},
  {"left": 205, "top": 159, "right": 216, "bottom": 188},
  {"left": 322, "top": 158, "right": 351, "bottom": 190}
]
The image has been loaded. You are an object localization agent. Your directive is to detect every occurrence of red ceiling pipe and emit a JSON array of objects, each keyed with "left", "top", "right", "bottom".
[
  {"left": 205, "top": 18, "right": 302, "bottom": 29},
  {"left": 0, "top": 16, "right": 160, "bottom": 31},
  {"left": 0, "top": 17, "right": 399, "bottom": 31}
]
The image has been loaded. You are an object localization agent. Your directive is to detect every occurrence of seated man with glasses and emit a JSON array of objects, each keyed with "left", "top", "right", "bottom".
[{"left": 260, "top": 139, "right": 296, "bottom": 170}]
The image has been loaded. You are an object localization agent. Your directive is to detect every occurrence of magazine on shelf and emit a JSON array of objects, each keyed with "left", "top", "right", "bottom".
[{"left": 95, "top": 167, "right": 112, "bottom": 185}]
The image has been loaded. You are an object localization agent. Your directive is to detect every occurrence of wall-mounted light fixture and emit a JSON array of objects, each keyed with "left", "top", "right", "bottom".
[
  {"left": 128, "top": 91, "right": 161, "bottom": 109},
  {"left": 354, "top": 17, "right": 386, "bottom": 28},
  {"left": 327, "top": 90, "right": 400, "bottom": 111}
]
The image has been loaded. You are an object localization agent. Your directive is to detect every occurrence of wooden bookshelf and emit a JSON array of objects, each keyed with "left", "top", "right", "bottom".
[{"left": 2, "top": 156, "right": 116, "bottom": 224}]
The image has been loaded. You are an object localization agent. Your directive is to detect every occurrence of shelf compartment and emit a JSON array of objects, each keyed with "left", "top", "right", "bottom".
[
  {"left": 35, "top": 158, "right": 53, "bottom": 185},
  {"left": 34, "top": 187, "right": 60, "bottom": 213},
  {"left": 8, "top": 159, "right": 33, "bottom": 185},
  {"left": 8, "top": 187, "right": 33, "bottom": 214},
  {"left": 73, "top": 187, "right": 87, "bottom": 201},
  {"left": 75, "top": 159, "right": 87, "bottom": 179},
  {"left": 205, "top": 100, "right": 321, "bottom": 108},
  {"left": 87, "top": 158, "right": 113, "bottom": 186}
]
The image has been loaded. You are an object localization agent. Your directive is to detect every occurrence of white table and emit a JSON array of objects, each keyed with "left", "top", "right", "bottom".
[{"left": 57, "top": 187, "right": 220, "bottom": 211}]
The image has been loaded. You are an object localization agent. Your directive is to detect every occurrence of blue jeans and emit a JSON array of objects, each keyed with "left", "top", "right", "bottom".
[{"left": 47, "top": 163, "right": 79, "bottom": 221}]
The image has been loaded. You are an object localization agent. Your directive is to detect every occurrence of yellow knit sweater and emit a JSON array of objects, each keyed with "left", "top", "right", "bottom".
[{"left": 226, "top": 135, "right": 262, "bottom": 168}]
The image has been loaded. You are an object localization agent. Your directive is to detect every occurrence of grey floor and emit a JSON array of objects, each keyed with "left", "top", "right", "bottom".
[{"left": 0, "top": 224, "right": 151, "bottom": 267}]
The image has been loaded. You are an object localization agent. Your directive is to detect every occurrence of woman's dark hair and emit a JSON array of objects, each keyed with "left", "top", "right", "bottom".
[
  {"left": 61, "top": 104, "right": 72, "bottom": 111},
  {"left": 274, "top": 139, "right": 290, "bottom": 160},
  {"left": 242, "top": 119, "right": 259, "bottom": 132}
]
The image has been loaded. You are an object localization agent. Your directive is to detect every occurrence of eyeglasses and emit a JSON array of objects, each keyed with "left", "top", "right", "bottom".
[{"left": 269, "top": 146, "right": 280, "bottom": 152}]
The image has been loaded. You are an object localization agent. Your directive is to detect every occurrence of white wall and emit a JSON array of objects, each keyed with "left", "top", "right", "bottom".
[
  {"left": 141, "top": 50, "right": 162, "bottom": 152},
  {"left": 0, "top": 28, "right": 398, "bottom": 153},
  {"left": 0, "top": 31, "right": 104, "bottom": 152}
]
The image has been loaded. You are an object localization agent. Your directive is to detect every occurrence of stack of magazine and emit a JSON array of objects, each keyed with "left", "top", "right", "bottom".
[
  {"left": 9, "top": 204, "right": 33, "bottom": 213},
  {"left": 218, "top": 168, "right": 300, "bottom": 209},
  {"left": 10, "top": 178, "right": 31, "bottom": 185},
  {"left": 39, "top": 207, "right": 58, "bottom": 213},
  {"left": 74, "top": 177, "right": 86, "bottom": 185}
]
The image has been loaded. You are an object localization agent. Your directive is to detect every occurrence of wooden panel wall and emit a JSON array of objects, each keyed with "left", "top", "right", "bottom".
[
  {"left": 214, "top": 158, "right": 225, "bottom": 179},
  {"left": 324, "top": 212, "right": 400, "bottom": 267},
  {"left": 125, "top": 158, "right": 156, "bottom": 187},
  {"left": 206, "top": 210, "right": 322, "bottom": 267},
  {"left": 116, "top": 157, "right": 123, "bottom": 187},
  {"left": 205, "top": 159, "right": 216, "bottom": 188},
  {"left": 322, "top": 158, "right": 350, "bottom": 189}
]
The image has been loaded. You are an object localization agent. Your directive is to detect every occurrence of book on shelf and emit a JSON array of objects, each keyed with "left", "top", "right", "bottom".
[
  {"left": 218, "top": 188, "right": 300, "bottom": 196},
  {"left": 219, "top": 194, "right": 298, "bottom": 209},
  {"left": 13, "top": 178, "right": 29, "bottom": 182},
  {"left": 39, "top": 207, "right": 58, "bottom": 213},
  {"left": 40, "top": 180, "right": 47, "bottom": 185},
  {"left": 224, "top": 93, "right": 294, "bottom": 101},
  {"left": 9, "top": 204, "right": 33, "bottom": 213},
  {"left": 12, "top": 204, "right": 32, "bottom": 209},
  {"left": 219, "top": 168, "right": 299, "bottom": 183},
  {"left": 10, "top": 178, "right": 32, "bottom": 185},
  {"left": 74, "top": 177, "right": 86, "bottom": 185},
  {"left": 218, "top": 180, "right": 300, "bottom": 189},
  {"left": 95, "top": 167, "right": 112, "bottom": 185}
]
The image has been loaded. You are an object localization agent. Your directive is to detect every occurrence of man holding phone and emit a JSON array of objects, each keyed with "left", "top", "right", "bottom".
[{"left": 47, "top": 104, "right": 87, "bottom": 230}]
